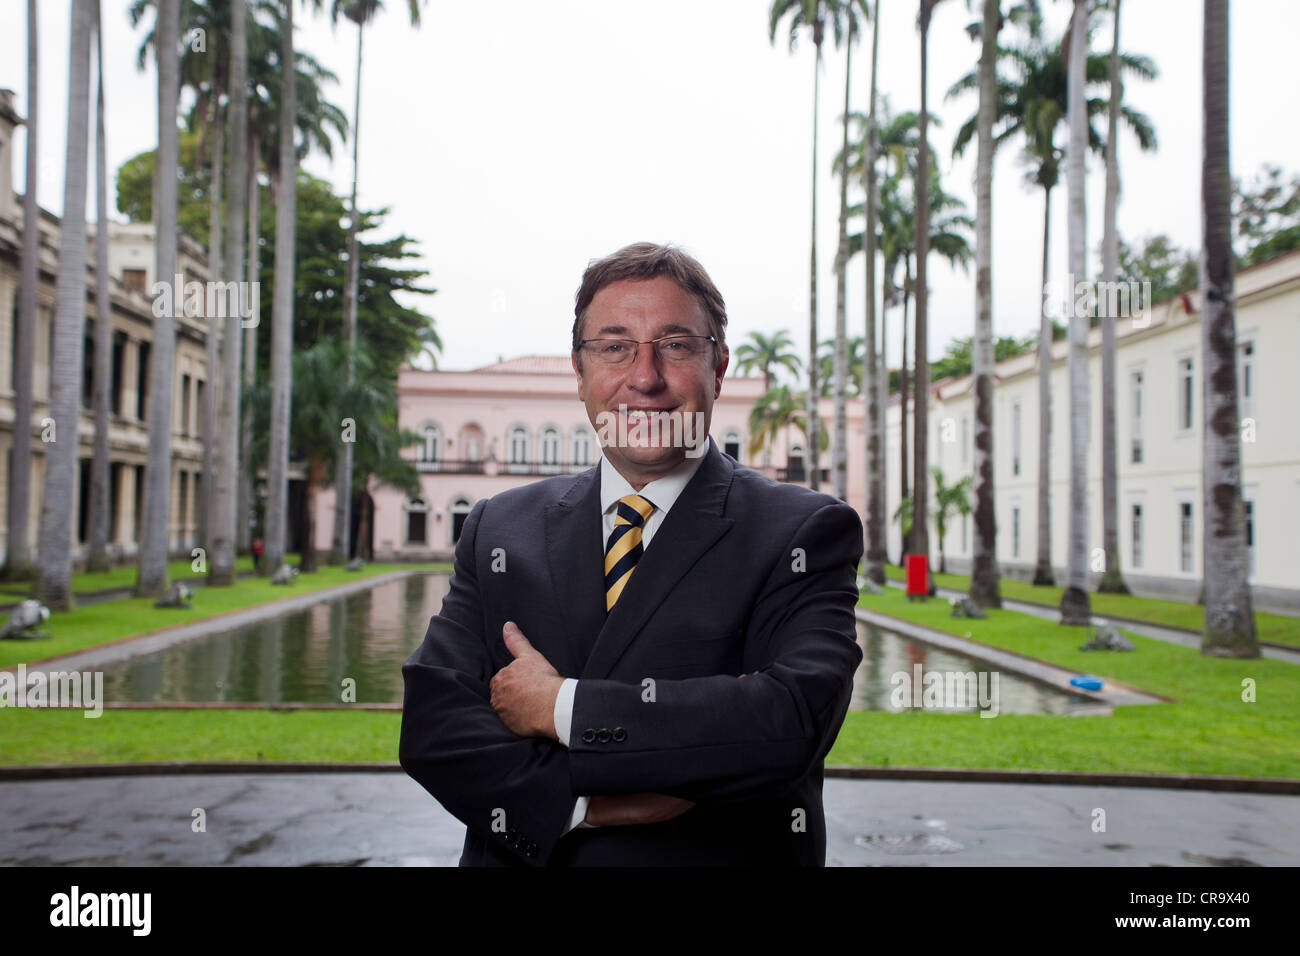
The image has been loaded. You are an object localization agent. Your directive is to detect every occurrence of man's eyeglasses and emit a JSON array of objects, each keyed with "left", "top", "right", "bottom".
[{"left": 576, "top": 335, "right": 717, "bottom": 367}]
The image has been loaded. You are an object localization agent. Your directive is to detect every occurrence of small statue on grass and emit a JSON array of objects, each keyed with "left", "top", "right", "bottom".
[
  {"left": 270, "top": 566, "right": 300, "bottom": 586},
  {"left": 154, "top": 582, "right": 194, "bottom": 609},
  {"left": 0, "top": 600, "right": 51, "bottom": 640},
  {"left": 949, "top": 596, "right": 987, "bottom": 619},
  {"left": 1079, "top": 624, "right": 1135, "bottom": 652}
]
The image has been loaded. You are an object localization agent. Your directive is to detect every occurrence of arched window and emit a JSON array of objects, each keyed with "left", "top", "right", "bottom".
[
  {"left": 417, "top": 424, "right": 441, "bottom": 469},
  {"left": 460, "top": 423, "right": 485, "bottom": 463},
  {"left": 450, "top": 497, "right": 473, "bottom": 544},
  {"left": 507, "top": 426, "right": 529, "bottom": 473},
  {"left": 723, "top": 429, "right": 742, "bottom": 462},
  {"left": 405, "top": 497, "right": 429, "bottom": 545},
  {"left": 571, "top": 426, "right": 593, "bottom": 469},
  {"left": 540, "top": 426, "right": 560, "bottom": 473},
  {"left": 787, "top": 443, "right": 806, "bottom": 482}
]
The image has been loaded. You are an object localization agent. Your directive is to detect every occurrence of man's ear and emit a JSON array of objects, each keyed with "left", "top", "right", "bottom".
[
  {"left": 572, "top": 351, "right": 586, "bottom": 401},
  {"left": 714, "top": 347, "right": 729, "bottom": 397}
]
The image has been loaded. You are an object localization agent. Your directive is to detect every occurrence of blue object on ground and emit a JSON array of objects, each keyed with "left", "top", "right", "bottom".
[{"left": 1070, "top": 675, "right": 1104, "bottom": 691}]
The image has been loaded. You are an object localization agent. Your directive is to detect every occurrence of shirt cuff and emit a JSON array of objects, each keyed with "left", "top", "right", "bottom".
[
  {"left": 553, "top": 677, "right": 577, "bottom": 748},
  {"left": 563, "top": 795, "right": 594, "bottom": 835}
]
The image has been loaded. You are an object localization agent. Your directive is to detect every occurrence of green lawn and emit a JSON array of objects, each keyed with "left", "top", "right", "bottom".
[
  {"left": 1, "top": 569, "right": 1294, "bottom": 779},
  {"left": 0, "top": 562, "right": 429, "bottom": 669},
  {"left": 880, "top": 563, "right": 1300, "bottom": 648},
  {"left": 0, "top": 555, "right": 257, "bottom": 598},
  {"left": 829, "top": 584, "right": 1300, "bottom": 779}
]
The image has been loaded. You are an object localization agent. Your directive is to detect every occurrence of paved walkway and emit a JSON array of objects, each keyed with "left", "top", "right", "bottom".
[{"left": 1, "top": 772, "right": 1295, "bottom": 866}]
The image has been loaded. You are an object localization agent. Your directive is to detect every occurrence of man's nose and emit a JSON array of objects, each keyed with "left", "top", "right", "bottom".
[{"left": 627, "top": 341, "right": 666, "bottom": 389}]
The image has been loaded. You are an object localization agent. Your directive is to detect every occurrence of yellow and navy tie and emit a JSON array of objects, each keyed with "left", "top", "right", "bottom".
[{"left": 604, "top": 494, "right": 656, "bottom": 611}]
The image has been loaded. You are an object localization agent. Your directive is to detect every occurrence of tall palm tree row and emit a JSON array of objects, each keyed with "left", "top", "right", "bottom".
[
  {"left": 861, "top": 0, "right": 886, "bottom": 585},
  {"left": 769, "top": 0, "right": 829, "bottom": 492},
  {"left": 3, "top": 0, "right": 40, "bottom": 582},
  {"left": 330, "top": 0, "right": 427, "bottom": 565},
  {"left": 87, "top": 0, "right": 113, "bottom": 574},
  {"left": 35, "top": 0, "right": 95, "bottom": 610},
  {"left": 1199, "top": 0, "right": 1256, "bottom": 658},
  {"left": 210, "top": 0, "right": 249, "bottom": 586},
  {"left": 263, "top": 0, "right": 298, "bottom": 576}
]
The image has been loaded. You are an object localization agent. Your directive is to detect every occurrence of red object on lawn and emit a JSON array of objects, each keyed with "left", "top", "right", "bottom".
[{"left": 905, "top": 554, "right": 929, "bottom": 598}]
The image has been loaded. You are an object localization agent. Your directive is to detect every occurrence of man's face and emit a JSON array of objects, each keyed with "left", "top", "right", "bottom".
[{"left": 572, "top": 275, "right": 728, "bottom": 490}]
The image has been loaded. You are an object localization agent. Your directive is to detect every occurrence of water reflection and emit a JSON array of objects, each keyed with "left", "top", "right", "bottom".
[{"left": 102, "top": 575, "right": 1091, "bottom": 714}]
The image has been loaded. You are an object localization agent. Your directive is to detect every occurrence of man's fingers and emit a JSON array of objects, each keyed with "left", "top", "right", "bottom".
[{"left": 503, "top": 621, "right": 533, "bottom": 658}]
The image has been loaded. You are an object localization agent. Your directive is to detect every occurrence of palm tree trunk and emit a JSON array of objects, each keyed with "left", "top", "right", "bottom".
[
  {"left": 201, "top": 95, "right": 223, "bottom": 554},
  {"left": 863, "top": 0, "right": 885, "bottom": 585},
  {"left": 1098, "top": 0, "right": 1129, "bottom": 594},
  {"left": 237, "top": 129, "right": 260, "bottom": 552},
  {"left": 36, "top": 0, "right": 94, "bottom": 610},
  {"left": 302, "top": 456, "right": 325, "bottom": 573},
  {"left": 331, "top": 19, "right": 365, "bottom": 564},
  {"left": 831, "top": 26, "right": 853, "bottom": 503},
  {"left": 87, "top": 0, "right": 112, "bottom": 574},
  {"left": 210, "top": 0, "right": 247, "bottom": 587},
  {"left": 807, "top": 35, "right": 822, "bottom": 492},
  {"left": 969, "top": 0, "right": 1002, "bottom": 608},
  {"left": 1200, "top": 0, "right": 1257, "bottom": 657},
  {"left": 1033, "top": 181, "right": 1056, "bottom": 585},
  {"left": 911, "top": 0, "right": 932, "bottom": 583},
  {"left": 264, "top": 0, "right": 296, "bottom": 576},
  {"left": 1059, "top": 0, "right": 1091, "bottom": 625},
  {"left": 899, "top": 260, "right": 910, "bottom": 554},
  {"left": 4, "top": 0, "right": 40, "bottom": 582}
]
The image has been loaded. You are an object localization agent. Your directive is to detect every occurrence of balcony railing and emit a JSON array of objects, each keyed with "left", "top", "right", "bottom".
[{"left": 415, "top": 458, "right": 594, "bottom": 476}]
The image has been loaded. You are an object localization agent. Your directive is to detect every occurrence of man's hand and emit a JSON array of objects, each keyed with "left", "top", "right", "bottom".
[
  {"left": 584, "top": 793, "right": 696, "bottom": 827},
  {"left": 489, "top": 621, "right": 564, "bottom": 740}
]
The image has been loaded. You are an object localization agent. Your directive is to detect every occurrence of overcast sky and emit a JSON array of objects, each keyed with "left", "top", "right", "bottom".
[{"left": 4, "top": 0, "right": 1298, "bottom": 374}]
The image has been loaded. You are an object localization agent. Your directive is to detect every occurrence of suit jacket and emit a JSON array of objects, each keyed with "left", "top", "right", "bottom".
[{"left": 399, "top": 436, "right": 864, "bottom": 866}]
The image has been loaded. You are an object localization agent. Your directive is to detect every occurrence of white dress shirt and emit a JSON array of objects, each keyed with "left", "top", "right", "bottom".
[{"left": 552, "top": 438, "right": 712, "bottom": 833}]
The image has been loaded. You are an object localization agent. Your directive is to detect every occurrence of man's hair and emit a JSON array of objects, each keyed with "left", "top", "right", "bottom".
[{"left": 572, "top": 242, "right": 727, "bottom": 372}]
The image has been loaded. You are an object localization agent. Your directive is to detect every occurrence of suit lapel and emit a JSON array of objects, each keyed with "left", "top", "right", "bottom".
[
  {"left": 543, "top": 465, "right": 606, "bottom": 672},
  {"left": 580, "top": 440, "right": 735, "bottom": 680}
]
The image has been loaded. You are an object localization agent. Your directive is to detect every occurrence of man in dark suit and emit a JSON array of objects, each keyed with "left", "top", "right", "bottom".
[{"left": 400, "top": 242, "right": 863, "bottom": 866}]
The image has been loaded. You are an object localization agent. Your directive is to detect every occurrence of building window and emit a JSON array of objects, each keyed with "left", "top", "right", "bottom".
[
  {"left": 540, "top": 427, "right": 560, "bottom": 473},
  {"left": 136, "top": 341, "right": 150, "bottom": 420},
  {"left": 1177, "top": 357, "right": 1194, "bottom": 431},
  {"left": 571, "top": 427, "right": 592, "bottom": 467},
  {"left": 1131, "top": 502, "right": 1143, "bottom": 569},
  {"left": 177, "top": 471, "right": 189, "bottom": 542},
  {"left": 180, "top": 374, "right": 192, "bottom": 436},
  {"left": 1011, "top": 505, "right": 1020, "bottom": 559},
  {"left": 1179, "top": 501, "right": 1194, "bottom": 573},
  {"left": 507, "top": 427, "right": 529, "bottom": 472},
  {"left": 1130, "top": 369, "right": 1144, "bottom": 463},
  {"left": 723, "top": 430, "right": 742, "bottom": 462},
  {"left": 1244, "top": 497, "right": 1254, "bottom": 578},
  {"left": 461, "top": 424, "right": 484, "bottom": 462},
  {"left": 82, "top": 332, "right": 95, "bottom": 410},
  {"left": 111, "top": 331, "right": 127, "bottom": 416},
  {"left": 1238, "top": 340, "right": 1254, "bottom": 420},
  {"left": 787, "top": 444, "right": 805, "bottom": 482},
  {"left": 122, "top": 268, "right": 147, "bottom": 293},
  {"left": 418, "top": 425, "right": 441, "bottom": 467},
  {"left": 406, "top": 497, "right": 429, "bottom": 545},
  {"left": 1011, "top": 401, "right": 1021, "bottom": 477},
  {"left": 451, "top": 497, "right": 473, "bottom": 544}
]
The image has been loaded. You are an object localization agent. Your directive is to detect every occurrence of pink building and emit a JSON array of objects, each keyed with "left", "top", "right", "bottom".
[{"left": 314, "top": 355, "right": 868, "bottom": 561}]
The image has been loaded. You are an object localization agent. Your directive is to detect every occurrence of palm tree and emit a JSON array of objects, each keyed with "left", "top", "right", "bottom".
[
  {"left": 932, "top": 466, "right": 972, "bottom": 574},
  {"left": 264, "top": 0, "right": 297, "bottom": 576},
  {"left": 3, "top": 0, "right": 39, "bottom": 583},
  {"left": 1199, "top": 0, "right": 1256, "bottom": 657},
  {"left": 948, "top": 9, "right": 1155, "bottom": 589},
  {"left": 734, "top": 329, "right": 803, "bottom": 394},
  {"left": 209, "top": 0, "right": 249, "bottom": 586},
  {"left": 818, "top": 336, "right": 865, "bottom": 398},
  {"left": 963, "top": 0, "right": 1005, "bottom": 608},
  {"left": 861, "top": 0, "right": 885, "bottom": 585},
  {"left": 87, "top": 0, "right": 113, "bottom": 574},
  {"left": 134, "top": 0, "right": 181, "bottom": 598},
  {"left": 35, "top": 0, "right": 95, "bottom": 610},
  {"left": 1059, "top": 0, "right": 1090, "bottom": 626},
  {"left": 330, "top": 0, "right": 427, "bottom": 565},
  {"left": 769, "top": 0, "right": 831, "bottom": 492},
  {"left": 830, "top": 0, "right": 870, "bottom": 503}
]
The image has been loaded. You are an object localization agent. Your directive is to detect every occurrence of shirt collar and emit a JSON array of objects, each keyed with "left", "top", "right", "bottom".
[{"left": 599, "top": 435, "right": 712, "bottom": 518}]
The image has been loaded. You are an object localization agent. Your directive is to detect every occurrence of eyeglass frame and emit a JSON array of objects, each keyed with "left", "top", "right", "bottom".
[{"left": 575, "top": 334, "right": 720, "bottom": 366}]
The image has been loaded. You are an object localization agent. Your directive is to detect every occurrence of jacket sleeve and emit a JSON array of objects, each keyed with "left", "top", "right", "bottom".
[
  {"left": 399, "top": 497, "right": 579, "bottom": 866},
  {"left": 567, "top": 499, "right": 864, "bottom": 804}
]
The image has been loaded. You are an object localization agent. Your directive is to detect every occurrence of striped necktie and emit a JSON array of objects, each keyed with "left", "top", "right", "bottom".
[{"left": 604, "top": 494, "right": 656, "bottom": 611}]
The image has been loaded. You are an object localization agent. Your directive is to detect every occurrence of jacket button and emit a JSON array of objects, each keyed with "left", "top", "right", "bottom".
[
  {"left": 612, "top": 726, "right": 626, "bottom": 743},
  {"left": 597, "top": 728, "right": 611, "bottom": 744},
  {"left": 581, "top": 728, "right": 596, "bottom": 744}
]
